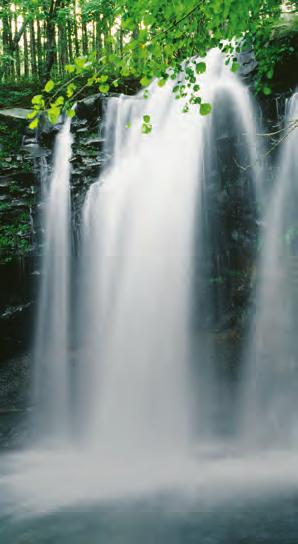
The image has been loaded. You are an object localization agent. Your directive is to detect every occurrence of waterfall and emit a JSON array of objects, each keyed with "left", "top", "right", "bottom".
[
  {"left": 79, "top": 49, "right": 259, "bottom": 459},
  {"left": 0, "top": 52, "right": 269, "bottom": 514},
  {"left": 241, "top": 92, "right": 298, "bottom": 447},
  {"left": 33, "top": 119, "right": 72, "bottom": 441}
]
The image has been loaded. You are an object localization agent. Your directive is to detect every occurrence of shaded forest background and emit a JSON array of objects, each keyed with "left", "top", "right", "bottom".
[{"left": 0, "top": 0, "right": 119, "bottom": 83}]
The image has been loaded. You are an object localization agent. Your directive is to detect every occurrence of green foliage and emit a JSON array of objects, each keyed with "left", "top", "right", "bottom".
[
  {"left": 254, "top": 11, "right": 298, "bottom": 95},
  {"left": 0, "top": 82, "right": 38, "bottom": 109},
  {"left": 0, "top": 119, "right": 23, "bottom": 159},
  {"left": 0, "top": 220, "right": 31, "bottom": 257},
  {"left": 0, "top": 0, "right": 294, "bottom": 125},
  {"left": 26, "top": 0, "right": 294, "bottom": 127}
]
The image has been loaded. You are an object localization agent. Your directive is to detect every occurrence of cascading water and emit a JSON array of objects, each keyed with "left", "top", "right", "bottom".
[
  {"left": 33, "top": 119, "right": 72, "bottom": 441},
  {"left": 241, "top": 92, "right": 298, "bottom": 447},
  {"left": 0, "top": 51, "right": 274, "bottom": 516},
  {"left": 78, "top": 49, "right": 260, "bottom": 462}
]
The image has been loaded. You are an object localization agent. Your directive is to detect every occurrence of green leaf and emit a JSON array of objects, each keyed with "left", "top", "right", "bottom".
[
  {"left": 267, "top": 68, "right": 274, "bottom": 79},
  {"left": 47, "top": 105, "right": 61, "bottom": 124},
  {"left": 262, "top": 86, "right": 272, "bottom": 96},
  {"left": 121, "top": 66, "right": 130, "bottom": 77},
  {"left": 29, "top": 117, "right": 39, "bottom": 129},
  {"left": 140, "top": 75, "right": 152, "bottom": 87},
  {"left": 44, "top": 80, "right": 55, "bottom": 93},
  {"left": 231, "top": 62, "right": 240, "bottom": 73},
  {"left": 32, "top": 95, "right": 44, "bottom": 105},
  {"left": 27, "top": 110, "right": 37, "bottom": 119},
  {"left": 196, "top": 62, "right": 206, "bottom": 74},
  {"left": 158, "top": 78, "right": 167, "bottom": 87},
  {"left": 55, "top": 96, "right": 65, "bottom": 106},
  {"left": 87, "top": 76, "right": 96, "bottom": 86},
  {"left": 191, "top": 96, "right": 201, "bottom": 105},
  {"left": 143, "top": 114, "right": 150, "bottom": 123},
  {"left": 142, "top": 123, "right": 152, "bottom": 134},
  {"left": 66, "top": 108, "right": 76, "bottom": 118},
  {"left": 100, "top": 75, "right": 109, "bottom": 83},
  {"left": 200, "top": 103, "right": 212, "bottom": 116},
  {"left": 99, "top": 83, "right": 110, "bottom": 93},
  {"left": 109, "top": 53, "right": 120, "bottom": 64},
  {"left": 74, "top": 57, "right": 86, "bottom": 70},
  {"left": 143, "top": 13, "right": 154, "bottom": 26},
  {"left": 65, "top": 64, "right": 75, "bottom": 73},
  {"left": 67, "top": 83, "right": 77, "bottom": 98}
]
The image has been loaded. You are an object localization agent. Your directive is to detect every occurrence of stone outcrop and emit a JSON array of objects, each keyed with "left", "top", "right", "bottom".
[{"left": 0, "top": 95, "right": 107, "bottom": 359}]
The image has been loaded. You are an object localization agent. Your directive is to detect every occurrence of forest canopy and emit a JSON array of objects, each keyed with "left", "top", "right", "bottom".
[{"left": 0, "top": 0, "right": 297, "bottom": 126}]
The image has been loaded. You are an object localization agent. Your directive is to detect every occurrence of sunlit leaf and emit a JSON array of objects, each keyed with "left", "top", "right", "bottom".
[
  {"left": 29, "top": 117, "right": 39, "bottom": 129},
  {"left": 44, "top": 80, "right": 55, "bottom": 93},
  {"left": 200, "top": 103, "right": 212, "bottom": 115},
  {"left": 196, "top": 62, "right": 206, "bottom": 74}
]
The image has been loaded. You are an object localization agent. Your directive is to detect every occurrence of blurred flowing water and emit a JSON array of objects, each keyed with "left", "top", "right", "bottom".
[
  {"left": 1, "top": 55, "right": 298, "bottom": 542},
  {"left": 241, "top": 92, "right": 298, "bottom": 447},
  {"left": 79, "top": 49, "right": 259, "bottom": 459},
  {"left": 33, "top": 119, "right": 72, "bottom": 441}
]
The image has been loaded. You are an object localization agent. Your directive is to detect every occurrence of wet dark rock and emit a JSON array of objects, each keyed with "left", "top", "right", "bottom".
[
  {"left": 237, "top": 49, "right": 258, "bottom": 79},
  {"left": 76, "top": 93, "right": 104, "bottom": 121},
  {"left": 0, "top": 351, "right": 31, "bottom": 449},
  {"left": 1, "top": 302, "right": 33, "bottom": 320},
  {"left": 0, "top": 259, "right": 38, "bottom": 361}
]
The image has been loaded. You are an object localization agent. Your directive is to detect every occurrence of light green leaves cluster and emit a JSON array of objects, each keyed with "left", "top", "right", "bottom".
[{"left": 98, "top": 75, "right": 110, "bottom": 94}]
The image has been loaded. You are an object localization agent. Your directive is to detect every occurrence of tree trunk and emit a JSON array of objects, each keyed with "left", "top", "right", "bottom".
[
  {"left": 96, "top": 20, "right": 101, "bottom": 60},
  {"left": 2, "top": 2, "right": 11, "bottom": 80},
  {"left": 92, "top": 21, "right": 96, "bottom": 50},
  {"left": 30, "top": 20, "right": 38, "bottom": 78},
  {"left": 58, "top": 23, "right": 67, "bottom": 75},
  {"left": 23, "top": 28, "right": 29, "bottom": 78},
  {"left": 14, "top": 12, "right": 21, "bottom": 79},
  {"left": 7, "top": 9, "right": 14, "bottom": 80},
  {"left": 73, "top": 0, "right": 80, "bottom": 56},
  {"left": 82, "top": 21, "right": 88, "bottom": 55},
  {"left": 67, "top": 20, "right": 73, "bottom": 62},
  {"left": 44, "top": 0, "right": 62, "bottom": 82},
  {"left": 37, "top": 18, "right": 43, "bottom": 78}
]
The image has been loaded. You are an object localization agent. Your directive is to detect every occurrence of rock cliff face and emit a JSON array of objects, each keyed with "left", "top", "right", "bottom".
[
  {"left": 0, "top": 95, "right": 106, "bottom": 359},
  {"left": 0, "top": 112, "right": 39, "bottom": 361}
]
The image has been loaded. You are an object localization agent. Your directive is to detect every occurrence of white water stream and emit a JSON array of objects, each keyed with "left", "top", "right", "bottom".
[
  {"left": 2, "top": 54, "right": 297, "bottom": 519},
  {"left": 33, "top": 119, "right": 72, "bottom": 441}
]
